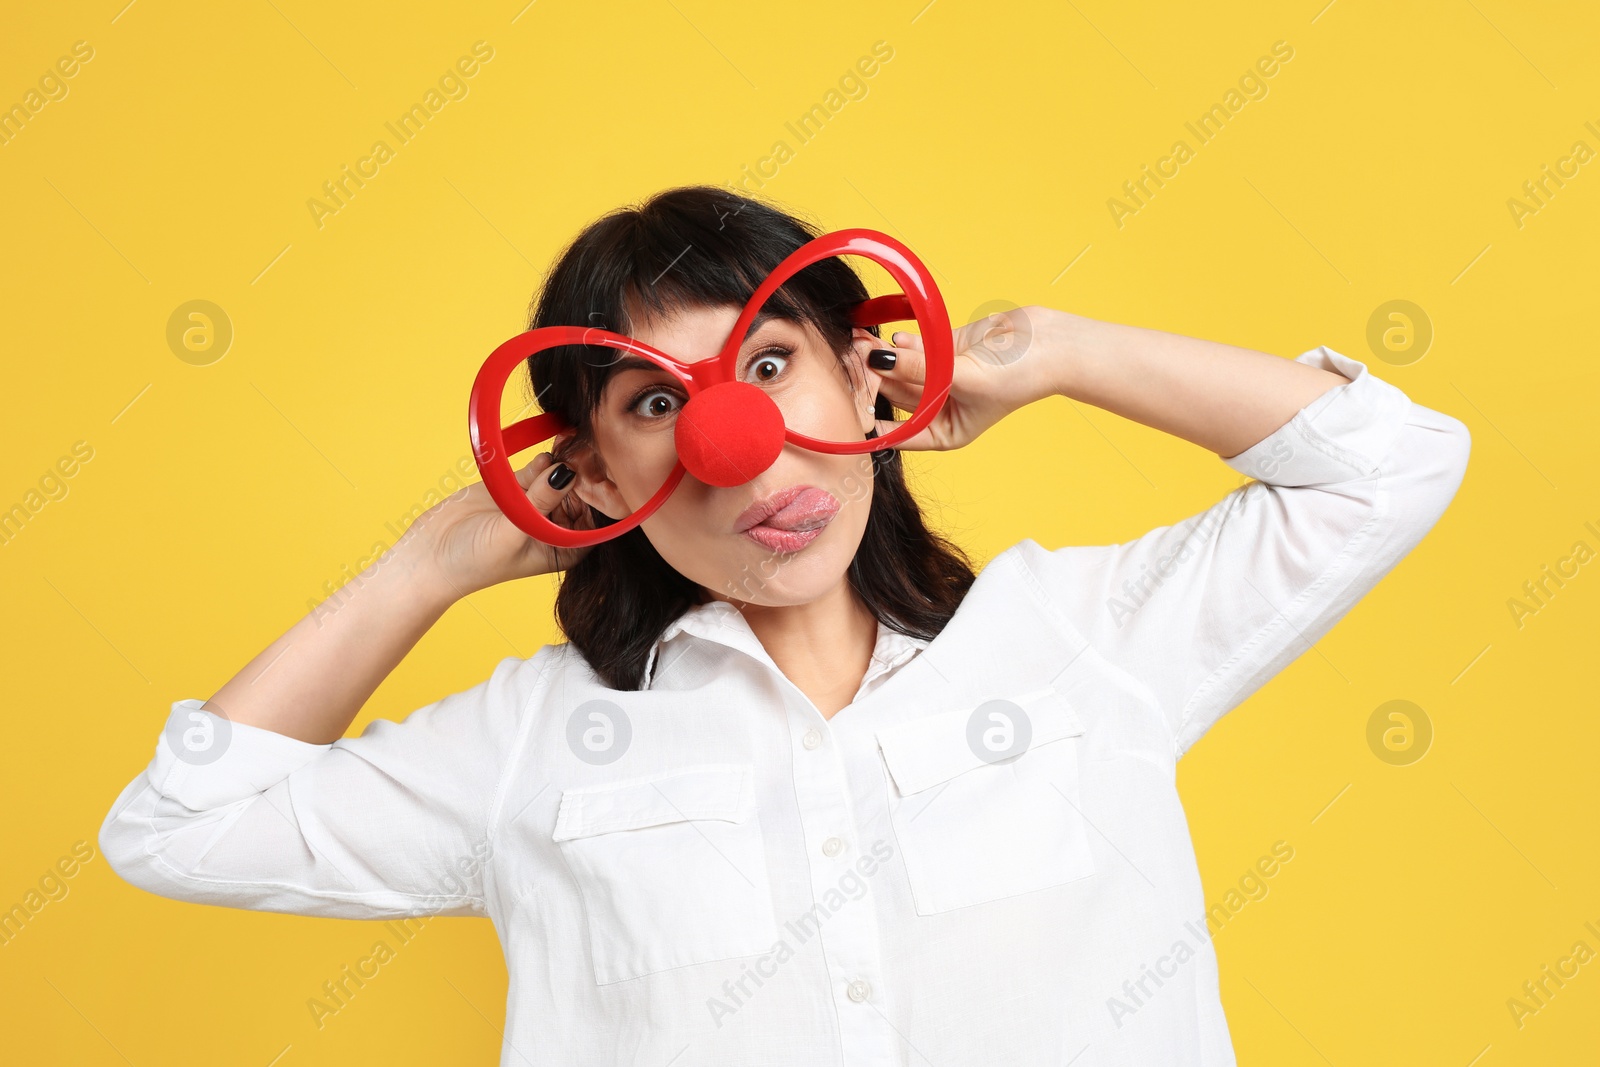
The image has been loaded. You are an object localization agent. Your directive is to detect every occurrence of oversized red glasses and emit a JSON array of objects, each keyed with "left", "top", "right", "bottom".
[{"left": 468, "top": 227, "right": 953, "bottom": 548}]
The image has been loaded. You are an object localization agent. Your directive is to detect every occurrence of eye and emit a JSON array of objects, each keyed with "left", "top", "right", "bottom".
[
  {"left": 745, "top": 345, "right": 793, "bottom": 385},
  {"left": 627, "top": 385, "right": 684, "bottom": 419}
]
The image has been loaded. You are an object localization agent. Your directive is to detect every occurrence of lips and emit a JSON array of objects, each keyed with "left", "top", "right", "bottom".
[{"left": 735, "top": 485, "right": 841, "bottom": 535}]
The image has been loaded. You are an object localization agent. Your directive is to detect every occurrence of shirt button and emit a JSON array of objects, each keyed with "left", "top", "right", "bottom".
[
  {"left": 847, "top": 979, "right": 872, "bottom": 1003},
  {"left": 822, "top": 836, "right": 844, "bottom": 858},
  {"left": 802, "top": 729, "right": 822, "bottom": 750}
]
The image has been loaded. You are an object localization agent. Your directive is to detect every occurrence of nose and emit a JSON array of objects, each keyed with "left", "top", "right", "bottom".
[{"left": 674, "top": 381, "right": 786, "bottom": 487}]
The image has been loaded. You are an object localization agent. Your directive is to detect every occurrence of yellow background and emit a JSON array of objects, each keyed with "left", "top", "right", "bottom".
[{"left": 3, "top": 0, "right": 1596, "bottom": 1062}]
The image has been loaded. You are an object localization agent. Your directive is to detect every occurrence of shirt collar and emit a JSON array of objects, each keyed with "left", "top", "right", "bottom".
[
  {"left": 858, "top": 622, "right": 929, "bottom": 694},
  {"left": 644, "top": 599, "right": 930, "bottom": 692}
]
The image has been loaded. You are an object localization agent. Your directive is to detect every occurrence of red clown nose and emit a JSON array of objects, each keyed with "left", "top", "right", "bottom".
[{"left": 673, "top": 381, "right": 787, "bottom": 487}]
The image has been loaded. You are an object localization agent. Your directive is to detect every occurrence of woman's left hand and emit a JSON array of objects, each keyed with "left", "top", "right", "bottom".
[{"left": 850, "top": 304, "right": 1070, "bottom": 452}]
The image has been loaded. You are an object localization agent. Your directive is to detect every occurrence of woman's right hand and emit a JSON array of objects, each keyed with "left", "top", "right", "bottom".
[{"left": 412, "top": 451, "right": 596, "bottom": 599}]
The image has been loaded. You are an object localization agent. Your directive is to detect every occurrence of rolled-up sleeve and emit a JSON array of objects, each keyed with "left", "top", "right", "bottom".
[
  {"left": 1013, "top": 345, "right": 1471, "bottom": 756},
  {"left": 98, "top": 650, "right": 548, "bottom": 919}
]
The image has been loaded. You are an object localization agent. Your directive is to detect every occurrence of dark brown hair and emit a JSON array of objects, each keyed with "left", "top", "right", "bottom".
[{"left": 524, "top": 184, "right": 975, "bottom": 689}]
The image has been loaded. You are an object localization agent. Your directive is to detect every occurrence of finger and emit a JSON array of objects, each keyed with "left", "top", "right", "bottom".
[
  {"left": 869, "top": 336, "right": 927, "bottom": 388},
  {"left": 890, "top": 329, "right": 923, "bottom": 352},
  {"left": 865, "top": 351, "right": 924, "bottom": 414},
  {"left": 513, "top": 451, "right": 556, "bottom": 491},
  {"left": 514, "top": 452, "right": 580, "bottom": 519},
  {"left": 846, "top": 331, "right": 916, "bottom": 409}
]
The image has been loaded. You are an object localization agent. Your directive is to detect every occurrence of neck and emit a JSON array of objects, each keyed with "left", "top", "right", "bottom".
[{"left": 704, "top": 581, "right": 877, "bottom": 720}]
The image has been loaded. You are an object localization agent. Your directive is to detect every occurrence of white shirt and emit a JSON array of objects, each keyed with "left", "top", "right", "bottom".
[{"left": 100, "top": 344, "right": 1470, "bottom": 1066}]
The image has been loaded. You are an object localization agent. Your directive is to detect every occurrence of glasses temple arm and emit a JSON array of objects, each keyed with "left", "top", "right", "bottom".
[{"left": 849, "top": 293, "right": 915, "bottom": 327}]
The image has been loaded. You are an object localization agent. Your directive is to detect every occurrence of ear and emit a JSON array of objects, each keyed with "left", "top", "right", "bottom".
[
  {"left": 554, "top": 435, "right": 629, "bottom": 522},
  {"left": 847, "top": 328, "right": 885, "bottom": 435}
]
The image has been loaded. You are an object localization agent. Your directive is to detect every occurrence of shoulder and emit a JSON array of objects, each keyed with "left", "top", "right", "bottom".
[
  {"left": 498, "top": 641, "right": 576, "bottom": 707},
  {"left": 364, "top": 643, "right": 573, "bottom": 744},
  {"left": 954, "top": 537, "right": 1099, "bottom": 631},
  {"left": 497, "top": 641, "right": 614, "bottom": 721},
  {"left": 979, "top": 537, "right": 1119, "bottom": 597},
  {"left": 965, "top": 537, "right": 1136, "bottom": 647}
]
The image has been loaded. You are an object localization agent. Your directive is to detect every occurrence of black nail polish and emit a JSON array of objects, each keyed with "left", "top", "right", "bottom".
[
  {"left": 868, "top": 349, "right": 897, "bottom": 371},
  {"left": 547, "top": 462, "right": 575, "bottom": 490}
]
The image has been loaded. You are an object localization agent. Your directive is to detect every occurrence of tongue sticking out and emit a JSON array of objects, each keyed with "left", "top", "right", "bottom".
[{"left": 758, "top": 487, "right": 840, "bottom": 531}]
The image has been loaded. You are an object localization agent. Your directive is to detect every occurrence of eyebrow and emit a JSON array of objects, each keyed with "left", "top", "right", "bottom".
[{"left": 602, "top": 310, "right": 788, "bottom": 376}]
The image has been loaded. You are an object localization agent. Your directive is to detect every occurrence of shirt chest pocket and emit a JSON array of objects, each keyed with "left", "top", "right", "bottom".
[
  {"left": 552, "top": 763, "right": 782, "bottom": 985},
  {"left": 876, "top": 686, "right": 1097, "bottom": 915}
]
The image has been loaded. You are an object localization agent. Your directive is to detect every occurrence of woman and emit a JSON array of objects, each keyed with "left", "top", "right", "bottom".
[{"left": 100, "top": 185, "right": 1471, "bottom": 1065}]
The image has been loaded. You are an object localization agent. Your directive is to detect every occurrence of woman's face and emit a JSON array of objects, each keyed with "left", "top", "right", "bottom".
[{"left": 568, "top": 302, "right": 883, "bottom": 606}]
